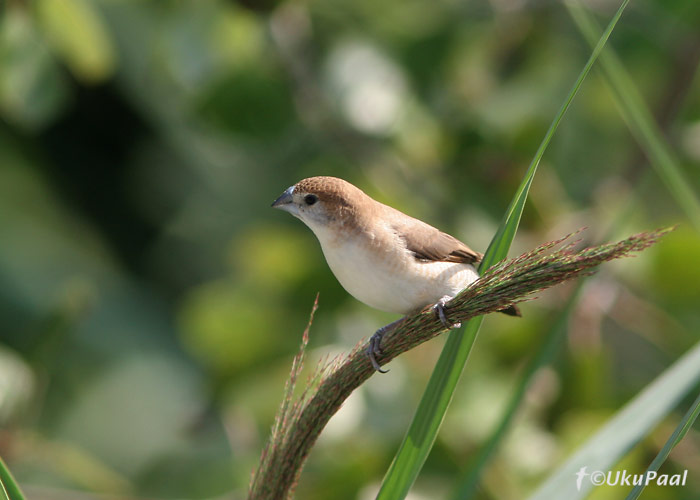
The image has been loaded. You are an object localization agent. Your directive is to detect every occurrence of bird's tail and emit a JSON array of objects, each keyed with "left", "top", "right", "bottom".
[{"left": 499, "top": 304, "right": 522, "bottom": 317}]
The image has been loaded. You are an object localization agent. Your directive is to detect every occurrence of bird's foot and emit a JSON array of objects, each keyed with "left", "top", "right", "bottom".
[
  {"left": 368, "top": 332, "right": 388, "bottom": 373},
  {"left": 433, "top": 295, "right": 461, "bottom": 330},
  {"left": 367, "top": 318, "right": 403, "bottom": 373}
]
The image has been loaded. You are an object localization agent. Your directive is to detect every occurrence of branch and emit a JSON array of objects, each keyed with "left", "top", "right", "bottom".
[{"left": 248, "top": 227, "right": 673, "bottom": 500}]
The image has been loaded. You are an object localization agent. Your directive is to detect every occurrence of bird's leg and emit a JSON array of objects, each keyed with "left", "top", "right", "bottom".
[
  {"left": 433, "top": 295, "right": 462, "bottom": 330},
  {"left": 368, "top": 318, "right": 403, "bottom": 373}
]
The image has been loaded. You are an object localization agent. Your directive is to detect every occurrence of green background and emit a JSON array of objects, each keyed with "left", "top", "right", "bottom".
[{"left": 0, "top": 0, "right": 699, "bottom": 498}]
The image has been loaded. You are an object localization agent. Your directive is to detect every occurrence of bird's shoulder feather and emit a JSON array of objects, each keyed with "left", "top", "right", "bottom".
[{"left": 382, "top": 206, "right": 483, "bottom": 265}]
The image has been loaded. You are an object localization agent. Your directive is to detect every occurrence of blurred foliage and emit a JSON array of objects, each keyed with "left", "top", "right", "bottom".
[{"left": 0, "top": 0, "right": 699, "bottom": 499}]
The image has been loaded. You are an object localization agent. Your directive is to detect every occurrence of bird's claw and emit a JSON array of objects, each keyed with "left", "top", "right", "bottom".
[
  {"left": 433, "top": 296, "right": 461, "bottom": 329},
  {"left": 368, "top": 332, "right": 388, "bottom": 373},
  {"left": 366, "top": 318, "right": 404, "bottom": 373}
]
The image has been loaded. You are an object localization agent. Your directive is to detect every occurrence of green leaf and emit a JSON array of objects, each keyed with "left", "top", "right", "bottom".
[
  {"left": 624, "top": 389, "right": 700, "bottom": 500},
  {"left": 566, "top": 0, "right": 700, "bottom": 232},
  {"left": 0, "top": 456, "right": 26, "bottom": 500},
  {"left": 375, "top": 1, "right": 631, "bottom": 498},
  {"left": 527, "top": 341, "right": 700, "bottom": 500}
]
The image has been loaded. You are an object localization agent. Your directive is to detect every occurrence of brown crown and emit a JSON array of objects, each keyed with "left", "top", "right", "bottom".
[{"left": 294, "top": 176, "right": 367, "bottom": 207}]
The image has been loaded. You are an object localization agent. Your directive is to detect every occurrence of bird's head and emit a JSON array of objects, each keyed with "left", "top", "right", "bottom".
[{"left": 271, "top": 176, "right": 366, "bottom": 234}]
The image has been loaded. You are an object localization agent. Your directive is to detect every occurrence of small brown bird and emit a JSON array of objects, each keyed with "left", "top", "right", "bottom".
[{"left": 272, "top": 176, "right": 519, "bottom": 372}]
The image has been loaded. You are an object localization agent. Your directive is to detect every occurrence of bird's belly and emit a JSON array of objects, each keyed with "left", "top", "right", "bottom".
[{"left": 320, "top": 241, "right": 479, "bottom": 314}]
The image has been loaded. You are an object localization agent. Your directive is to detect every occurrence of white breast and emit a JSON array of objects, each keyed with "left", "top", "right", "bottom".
[{"left": 311, "top": 224, "right": 479, "bottom": 314}]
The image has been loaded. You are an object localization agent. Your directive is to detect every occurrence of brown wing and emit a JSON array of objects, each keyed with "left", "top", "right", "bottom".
[
  {"left": 389, "top": 208, "right": 521, "bottom": 316},
  {"left": 391, "top": 214, "right": 483, "bottom": 265}
]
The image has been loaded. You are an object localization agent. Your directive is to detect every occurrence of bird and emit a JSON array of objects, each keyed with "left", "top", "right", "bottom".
[{"left": 271, "top": 176, "right": 519, "bottom": 373}]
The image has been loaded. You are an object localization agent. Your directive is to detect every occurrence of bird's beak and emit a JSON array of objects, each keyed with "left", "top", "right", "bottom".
[{"left": 271, "top": 186, "right": 294, "bottom": 209}]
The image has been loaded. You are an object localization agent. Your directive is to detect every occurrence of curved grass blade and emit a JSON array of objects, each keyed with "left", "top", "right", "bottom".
[
  {"left": 449, "top": 285, "right": 582, "bottom": 500},
  {"left": 624, "top": 389, "right": 700, "bottom": 500},
  {"left": 0, "top": 457, "right": 25, "bottom": 500},
  {"left": 566, "top": 0, "right": 700, "bottom": 232},
  {"left": 527, "top": 341, "right": 700, "bottom": 500},
  {"left": 449, "top": 169, "right": 659, "bottom": 499},
  {"left": 375, "top": 1, "right": 631, "bottom": 498},
  {"left": 451, "top": 0, "right": 700, "bottom": 490}
]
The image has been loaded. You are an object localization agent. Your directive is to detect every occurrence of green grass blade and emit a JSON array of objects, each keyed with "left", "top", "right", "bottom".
[
  {"left": 449, "top": 1, "right": 700, "bottom": 488},
  {"left": 624, "top": 389, "right": 700, "bottom": 500},
  {"left": 449, "top": 168, "right": 657, "bottom": 499},
  {"left": 527, "top": 341, "right": 700, "bottom": 500},
  {"left": 449, "top": 285, "right": 582, "bottom": 500},
  {"left": 375, "top": 317, "right": 483, "bottom": 499},
  {"left": 375, "top": 2, "right": 631, "bottom": 498},
  {"left": 566, "top": 0, "right": 700, "bottom": 232},
  {"left": 0, "top": 457, "right": 25, "bottom": 500}
]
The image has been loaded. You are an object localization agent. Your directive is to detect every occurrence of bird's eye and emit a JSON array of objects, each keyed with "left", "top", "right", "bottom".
[{"left": 304, "top": 194, "right": 318, "bottom": 206}]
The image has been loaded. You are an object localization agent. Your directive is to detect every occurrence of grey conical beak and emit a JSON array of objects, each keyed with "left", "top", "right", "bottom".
[{"left": 271, "top": 186, "right": 294, "bottom": 208}]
